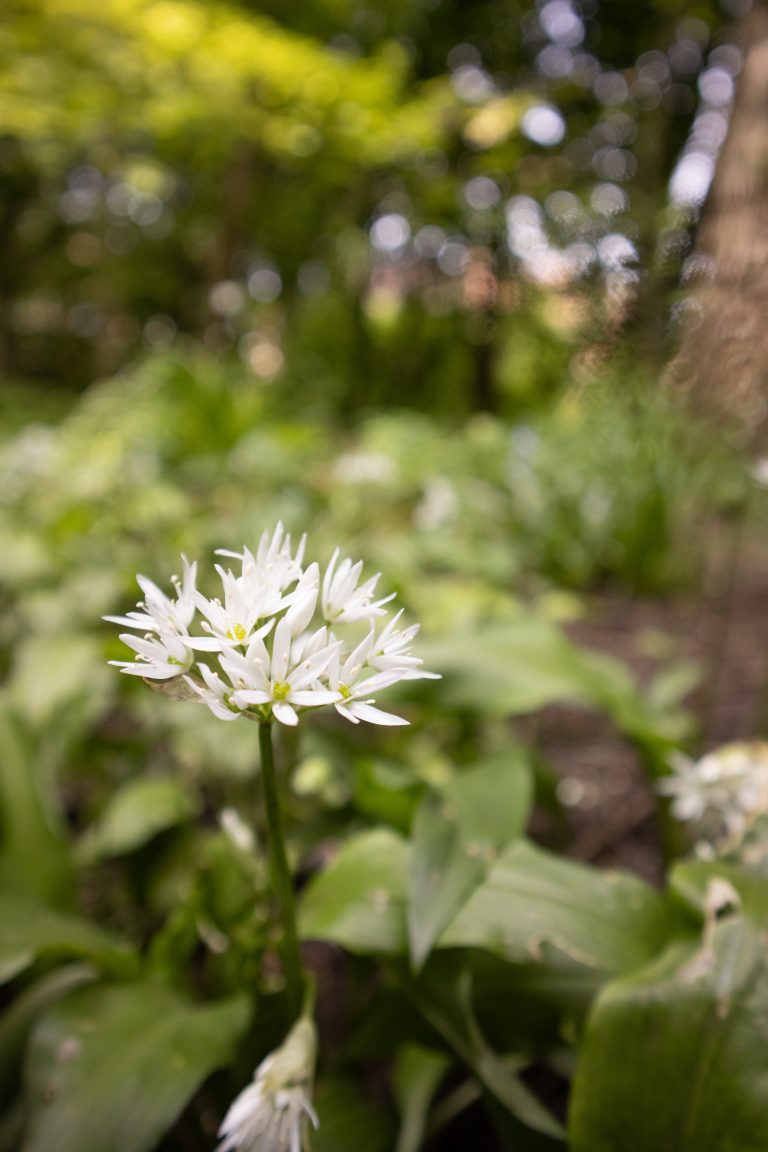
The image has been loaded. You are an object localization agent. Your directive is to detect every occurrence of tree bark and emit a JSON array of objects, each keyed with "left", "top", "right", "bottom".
[{"left": 673, "top": 1, "right": 768, "bottom": 443}]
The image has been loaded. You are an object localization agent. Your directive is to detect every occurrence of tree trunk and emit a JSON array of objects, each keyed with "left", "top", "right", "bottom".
[{"left": 673, "top": 1, "right": 768, "bottom": 444}]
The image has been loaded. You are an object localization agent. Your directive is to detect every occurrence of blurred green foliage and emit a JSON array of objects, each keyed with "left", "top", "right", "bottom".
[
  {"left": 0, "top": 0, "right": 740, "bottom": 404},
  {"left": 0, "top": 345, "right": 751, "bottom": 1150}
]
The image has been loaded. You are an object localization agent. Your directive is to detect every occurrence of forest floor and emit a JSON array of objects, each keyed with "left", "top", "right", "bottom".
[{"left": 526, "top": 527, "right": 768, "bottom": 884}]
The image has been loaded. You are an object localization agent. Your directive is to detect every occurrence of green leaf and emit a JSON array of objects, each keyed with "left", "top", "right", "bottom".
[
  {"left": 299, "top": 829, "right": 409, "bottom": 955},
  {"left": 446, "top": 752, "right": 533, "bottom": 850},
  {"left": 408, "top": 753, "right": 532, "bottom": 969},
  {"left": 23, "top": 982, "right": 251, "bottom": 1152},
  {"left": 418, "top": 619, "right": 600, "bottom": 717},
  {"left": 439, "top": 841, "right": 669, "bottom": 975},
  {"left": 0, "top": 965, "right": 96, "bottom": 1108},
  {"left": 646, "top": 662, "right": 701, "bottom": 713},
  {"left": 471, "top": 951, "right": 600, "bottom": 1053},
  {"left": 8, "top": 634, "right": 110, "bottom": 733},
  {"left": 409, "top": 960, "right": 565, "bottom": 1139},
  {"left": 393, "top": 1045, "right": 451, "bottom": 1152},
  {"left": 78, "top": 775, "right": 201, "bottom": 862},
  {"left": 569, "top": 916, "right": 768, "bottom": 1152},
  {"left": 301, "top": 832, "right": 667, "bottom": 980},
  {"left": 0, "top": 708, "right": 74, "bottom": 907},
  {"left": 409, "top": 798, "right": 484, "bottom": 971},
  {"left": 0, "top": 892, "right": 134, "bottom": 984},
  {"left": 353, "top": 758, "right": 424, "bottom": 834},
  {"left": 418, "top": 620, "right": 675, "bottom": 750},
  {"left": 313, "top": 1076, "right": 396, "bottom": 1152}
]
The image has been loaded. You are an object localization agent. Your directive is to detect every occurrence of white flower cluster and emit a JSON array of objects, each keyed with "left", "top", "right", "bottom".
[
  {"left": 106, "top": 524, "right": 438, "bottom": 727},
  {"left": 217, "top": 1016, "right": 318, "bottom": 1152},
  {"left": 659, "top": 742, "right": 768, "bottom": 853}
]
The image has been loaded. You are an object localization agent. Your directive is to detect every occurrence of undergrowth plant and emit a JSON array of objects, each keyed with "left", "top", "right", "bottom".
[{"left": 0, "top": 359, "right": 763, "bottom": 1151}]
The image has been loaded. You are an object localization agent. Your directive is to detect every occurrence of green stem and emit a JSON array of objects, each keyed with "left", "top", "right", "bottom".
[{"left": 258, "top": 720, "right": 303, "bottom": 1019}]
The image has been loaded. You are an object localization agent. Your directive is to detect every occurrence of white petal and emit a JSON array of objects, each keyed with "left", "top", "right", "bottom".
[
  {"left": 103, "top": 611, "right": 154, "bottom": 629},
  {"left": 184, "top": 636, "right": 230, "bottom": 652},
  {"left": 272, "top": 617, "right": 293, "bottom": 683},
  {"left": 289, "top": 690, "right": 341, "bottom": 707},
  {"left": 349, "top": 701, "right": 409, "bottom": 726},
  {"left": 234, "top": 689, "right": 272, "bottom": 705},
  {"left": 112, "top": 662, "right": 175, "bottom": 678},
  {"left": 334, "top": 702, "right": 360, "bottom": 723},
  {"left": 272, "top": 701, "right": 299, "bottom": 726}
]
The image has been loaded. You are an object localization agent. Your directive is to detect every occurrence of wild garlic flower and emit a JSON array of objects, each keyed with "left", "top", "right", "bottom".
[
  {"left": 104, "top": 557, "right": 199, "bottom": 640},
  {"left": 321, "top": 548, "right": 395, "bottom": 624},
  {"left": 217, "top": 1016, "right": 318, "bottom": 1152},
  {"left": 107, "top": 523, "right": 438, "bottom": 727},
  {"left": 659, "top": 742, "right": 768, "bottom": 854}
]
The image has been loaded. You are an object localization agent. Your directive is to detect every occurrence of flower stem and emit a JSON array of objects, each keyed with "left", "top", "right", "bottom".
[{"left": 258, "top": 720, "right": 303, "bottom": 1019}]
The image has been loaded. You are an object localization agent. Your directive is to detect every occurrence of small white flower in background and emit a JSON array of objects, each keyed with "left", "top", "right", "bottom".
[
  {"left": 106, "top": 523, "right": 438, "bottom": 727},
  {"left": 659, "top": 742, "right": 768, "bottom": 853},
  {"left": 751, "top": 458, "right": 768, "bottom": 489},
  {"left": 217, "top": 1016, "right": 318, "bottom": 1152},
  {"left": 332, "top": 449, "right": 397, "bottom": 487},
  {"left": 413, "top": 476, "right": 459, "bottom": 530}
]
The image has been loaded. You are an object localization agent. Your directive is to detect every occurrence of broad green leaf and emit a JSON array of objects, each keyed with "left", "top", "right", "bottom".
[
  {"left": 0, "top": 965, "right": 96, "bottom": 1108},
  {"left": 446, "top": 752, "right": 533, "bottom": 849},
  {"left": 418, "top": 619, "right": 599, "bottom": 717},
  {"left": 313, "top": 1076, "right": 396, "bottom": 1152},
  {"left": 440, "top": 841, "right": 669, "bottom": 975},
  {"left": 409, "top": 798, "right": 483, "bottom": 971},
  {"left": 471, "top": 951, "right": 600, "bottom": 1053},
  {"left": 408, "top": 753, "right": 532, "bottom": 969},
  {"left": 569, "top": 916, "right": 768, "bottom": 1152},
  {"left": 23, "top": 982, "right": 251, "bottom": 1152},
  {"left": 417, "top": 620, "right": 673, "bottom": 749},
  {"left": 0, "top": 707, "right": 74, "bottom": 907},
  {"left": 393, "top": 1045, "right": 451, "bottom": 1152},
  {"left": 78, "top": 775, "right": 201, "bottom": 862},
  {"left": 353, "top": 758, "right": 424, "bottom": 833},
  {"left": 409, "top": 961, "right": 565, "bottom": 1139},
  {"left": 299, "top": 829, "right": 409, "bottom": 955},
  {"left": 8, "top": 634, "right": 110, "bottom": 733},
  {"left": 0, "top": 892, "right": 134, "bottom": 984},
  {"left": 301, "top": 832, "right": 667, "bottom": 978}
]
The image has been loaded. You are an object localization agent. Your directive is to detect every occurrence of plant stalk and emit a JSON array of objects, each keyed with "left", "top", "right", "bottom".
[{"left": 258, "top": 720, "right": 303, "bottom": 1019}]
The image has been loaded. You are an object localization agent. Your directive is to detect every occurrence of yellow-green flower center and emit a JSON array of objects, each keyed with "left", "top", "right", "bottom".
[
  {"left": 226, "top": 623, "right": 248, "bottom": 642},
  {"left": 273, "top": 681, "right": 291, "bottom": 701},
  {"left": 339, "top": 683, "right": 352, "bottom": 700}
]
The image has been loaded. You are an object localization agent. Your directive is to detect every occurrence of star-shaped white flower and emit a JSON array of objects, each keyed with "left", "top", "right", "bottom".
[
  {"left": 184, "top": 664, "right": 247, "bottom": 721},
  {"left": 321, "top": 549, "right": 394, "bottom": 624},
  {"left": 217, "top": 523, "right": 307, "bottom": 599},
  {"left": 110, "top": 625, "right": 194, "bottom": 679},
  {"left": 104, "top": 556, "right": 198, "bottom": 636},
  {"left": 368, "top": 610, "right": 441, "bottom": 680},
  {"left": 658, "top": 742, "right": 768, "bottom": 847},
  {"left": 227, "top": 617, "right": 341, "bottom": 726},
  {"left": 217, "top": 1016, "right": 318, "bottom": 1152},
  {"left": 325, "top": 630, "right": 409, "bottom": 726},
  {"left": 106, "top": 527, "right": 439, "bottom": 727}
]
